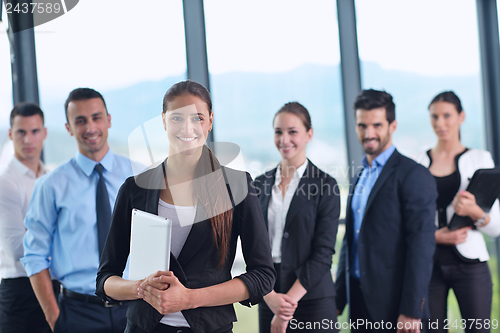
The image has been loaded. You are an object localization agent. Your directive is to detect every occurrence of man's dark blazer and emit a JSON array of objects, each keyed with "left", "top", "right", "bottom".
[
  {"left": 254, "top": 160, "right": 340, "bottom": 300},
  {"left": 96, "top": 163, "right": 275, "bottom": 333},
  {"left": 335, "top": 149, "right": 437, "bottom": 323}
]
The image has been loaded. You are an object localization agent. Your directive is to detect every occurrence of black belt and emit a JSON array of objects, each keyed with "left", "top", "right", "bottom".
[{"left": 61, "top": 288, "right": 122, "bottom": 308}]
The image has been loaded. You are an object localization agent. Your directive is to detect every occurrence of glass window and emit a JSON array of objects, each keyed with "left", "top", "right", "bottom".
[
  {"left": 32, "top": 0, "right": 187, "bottom": 169},
  {"left": 355, "top": 0, "right": 484, "bottom": 156},
  {"left": 205, "top": 0, "right": 347, "bottom": 188}
]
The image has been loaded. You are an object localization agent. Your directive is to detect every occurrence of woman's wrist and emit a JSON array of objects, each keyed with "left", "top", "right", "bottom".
[
  {"left": 126, "top": 279, "right": 145, "bottom": 300},
  {"left": 264, "top": 290, "right": 276, "bottom": 302},
  {"left": 190, "top": 288, "right": 200, "bottom": 309},
  {"left": 474, "top": 211, "right": 490, "bottom": 227},
  {"left": 104, "top": 276, "right": 145, "bottom": 301},
  {"left": 176, "top": 277, "right": 249, "bottom": 310},
  {"left": 470, "top": 206, "right": 485, "bottom": 221},
  {"left": 286, "top": 290, "right": 303, "bottom": 304},
  {"left": 435, "top": 227, "right": 450, "bottom": 245},
  {"left": 286, "top": 279, "right": 307, "bottom": 303},
  {"left": 133, "top": 279, "right": 145, "bottom": 299}
]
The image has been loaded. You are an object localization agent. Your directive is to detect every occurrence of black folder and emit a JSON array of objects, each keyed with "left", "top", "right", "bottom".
[{"left": 448, "top": 168, "right": 500, "bottom": 231}]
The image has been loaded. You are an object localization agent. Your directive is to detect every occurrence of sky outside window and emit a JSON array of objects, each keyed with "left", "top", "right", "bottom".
[
  {"left": 356, "top": 0, "right": 484, "bottom": 155},
  {"left": 205, "top": 0, "right": 346, "bottom": 184}
]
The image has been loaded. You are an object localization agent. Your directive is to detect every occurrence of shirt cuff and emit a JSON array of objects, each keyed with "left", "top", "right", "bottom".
[{"left": 20, "top": 256, "right": 50, "bottom": 277}]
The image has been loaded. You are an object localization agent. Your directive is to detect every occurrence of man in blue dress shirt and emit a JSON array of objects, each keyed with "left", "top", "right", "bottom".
[
  {"left": 22, "top": 88, "right": 135, "bottom": 333},
  {"left": 336, "top": 89, "right": 437, "bottom": 333}
]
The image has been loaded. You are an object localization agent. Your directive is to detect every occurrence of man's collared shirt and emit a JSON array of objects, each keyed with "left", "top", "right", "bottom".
[
  {"left": 22, "top": 150, "right": 135, "bottom": 295},
  {"left": 268, "top": 160, "right": 308, "bottom": 263},
  {"left": 351, "top": 145, "right": 396, "bottom": 279},
  {"left": 0, "top": 157, "right": 48, "bottom": 279}
]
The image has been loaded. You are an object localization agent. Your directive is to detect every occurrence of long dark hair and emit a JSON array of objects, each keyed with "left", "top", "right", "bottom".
[{"left": 163, "top": 80, "right": 233, "bottom": 267}]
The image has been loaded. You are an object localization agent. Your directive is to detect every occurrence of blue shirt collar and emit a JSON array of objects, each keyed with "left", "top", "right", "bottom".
[
  {"left": 75, "top": 149, "right": 115, "bottom": 177},
  {"left": 361, "top": 145, "right": 396, "bottom": 168}
]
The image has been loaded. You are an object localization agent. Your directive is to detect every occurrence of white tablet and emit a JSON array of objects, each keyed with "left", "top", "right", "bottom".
[{"left": 129, "top": 209, "right": 172, "bottom": 280}]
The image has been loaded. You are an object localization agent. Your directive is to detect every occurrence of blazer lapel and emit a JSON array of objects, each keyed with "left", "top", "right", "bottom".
[
  {"left": 260, "top": 169, "right": 277, "bottom": 229},
  {"left": 176, "top": 199, "right": 211, "bottom": 268},
  {"left": 346, "top": 172, "right": 361, "bottom": 247},
  {"left": 284, "top": 161, "right": 312, "bottom": 232},
  {"left": 144, "top": 163, "right": 164, "bottom": 214},
  {"left": 362, "top": 150, "right": 400, "bottom": 221}
]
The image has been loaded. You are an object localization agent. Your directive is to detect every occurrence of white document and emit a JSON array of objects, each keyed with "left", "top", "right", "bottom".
[{"left": 129, "top": 209, "right": 172, "bottom": 280}]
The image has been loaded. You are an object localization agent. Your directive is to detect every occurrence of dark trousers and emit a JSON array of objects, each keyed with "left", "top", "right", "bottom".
[
  {"left": 349, "top": 277, "right": 377, "bottom": 333},
  {"left": 349, "top": 277, "right": 402, "bottom": 332},
  {"left": 259, "top": 263, "right": 337, "bottom": 332},
  {"left": 426, "top": 261, "right": 492, "bottom": 333},
  {"left": 54, "top": 293, "right": 128, "bottom": 333},
  {"left": 0, "top": 277, "right": 59, "bottom": 333}
]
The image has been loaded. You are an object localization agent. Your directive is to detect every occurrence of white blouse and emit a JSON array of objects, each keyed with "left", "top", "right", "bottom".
[
  {"left": 411, "top": 149, "right": 500, "bottom": 261},
  {"left": 268, "top": 160, "right": 307, "bottom": 263},
  {"left": 157, "top": 199, "right": 196, "bottom": 328}
]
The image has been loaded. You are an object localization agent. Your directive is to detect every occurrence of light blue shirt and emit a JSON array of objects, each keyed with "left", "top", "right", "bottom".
[
  {"left": 22, "top": 150, "right": 135, "bottom": 295},
  {"left": 351, "top": 145, "right": 395, "bottom": 279}
]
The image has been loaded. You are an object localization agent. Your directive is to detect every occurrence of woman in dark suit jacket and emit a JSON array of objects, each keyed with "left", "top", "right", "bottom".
[
  {"left": 96, "top": 80, "right": 275, "bottom": 333},
  {"left": 254, "top": 102, "right": 340, "bottom": 333}
]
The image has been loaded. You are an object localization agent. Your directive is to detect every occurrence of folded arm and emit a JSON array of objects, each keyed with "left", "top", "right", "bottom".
[{"left": 138, "top": 270, "right": 249, "bottom": 314}]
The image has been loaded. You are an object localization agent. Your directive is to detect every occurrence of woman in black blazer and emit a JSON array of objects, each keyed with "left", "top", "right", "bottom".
[
  {"left": 254, "top": 102, "right": 340, "bottom": 333},
  {"left": 96, "top": 80, "right": 275, "bottom": 333}
]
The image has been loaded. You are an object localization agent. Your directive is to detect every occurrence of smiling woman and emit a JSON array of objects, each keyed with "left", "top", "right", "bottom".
[
  {"left": 254, "top": 102, "right": 340, "bottom": 333},
  {"left": 96, "top": 80, "right": 275, "bottom": 333},
  {"left": 161, "top": 87, "right": 213, "bottom": 158}
]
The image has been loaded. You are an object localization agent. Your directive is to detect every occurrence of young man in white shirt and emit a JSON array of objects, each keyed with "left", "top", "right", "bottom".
[{"left": 0, "top": 102, "right": 55, "bottom": 333}]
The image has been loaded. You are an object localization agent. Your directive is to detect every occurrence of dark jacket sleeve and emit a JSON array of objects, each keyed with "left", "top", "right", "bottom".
[
  {"left": 234, "top": 172, "right": 276, "bottom": 307},
  {"left": 96, "top": 177, "right": 134, "bottom": 303},
  {"left": 335, "top": 235, "right": 348, "bottom": 314},
  {"left": 399, "top": 165, "right": 437, "bottom": 318},
  {"left": 293, "top": 176, "right": 340, "bottom": 290},
  {"left": 252, "top": 174, "right": 263, "bottom": 196}
]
